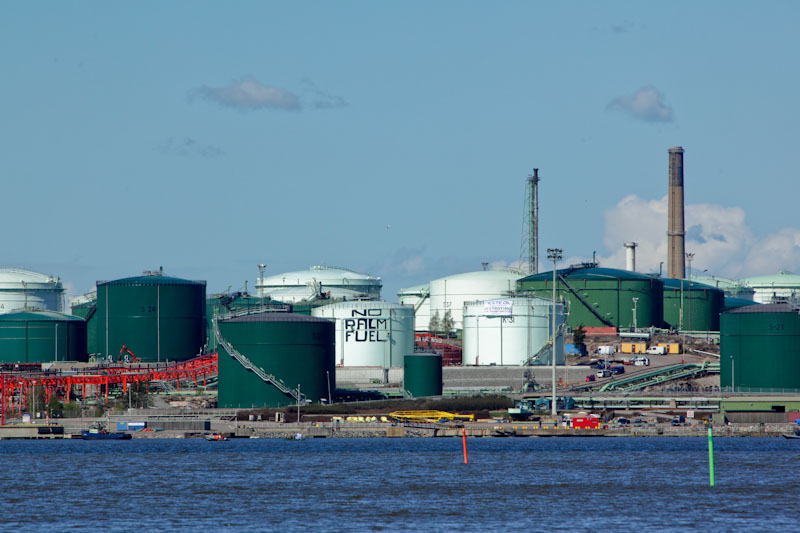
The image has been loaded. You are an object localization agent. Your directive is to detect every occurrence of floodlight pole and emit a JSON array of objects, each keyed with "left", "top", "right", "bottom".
[{"left": 547, "top": 248, "right": 563, "bottom": 417}]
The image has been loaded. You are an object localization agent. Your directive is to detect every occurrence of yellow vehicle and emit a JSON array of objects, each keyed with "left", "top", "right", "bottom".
[{"left": 389, "top": 410, "right": 474, "bottom": 423}]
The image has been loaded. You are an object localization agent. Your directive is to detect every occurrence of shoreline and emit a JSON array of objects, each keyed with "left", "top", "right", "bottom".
[{"left": 1, "top": 419, "right": 795, "bottom": 440}]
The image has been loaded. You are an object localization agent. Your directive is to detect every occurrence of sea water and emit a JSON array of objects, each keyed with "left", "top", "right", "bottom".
[{"left": 0, "top": 437, "right": 797, "bottom": 532}]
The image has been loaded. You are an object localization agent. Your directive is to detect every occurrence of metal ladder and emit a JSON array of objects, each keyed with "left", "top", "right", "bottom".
[{"left": 212, "top": 317, "right": 306, "bottom": 403}]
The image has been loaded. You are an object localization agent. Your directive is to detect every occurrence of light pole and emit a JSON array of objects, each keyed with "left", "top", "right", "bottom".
[
  {"left": 632, "top": 297, "right": 639, "bottom": 331},
  {"left": 729, "top": 355, "right": 734, "bottom": 392},
  {"left": 547, "top": 248, "right": 563, "bottom": 417},
  {"left": 685, "top": 253, "right": 695, "bottom": 334}
]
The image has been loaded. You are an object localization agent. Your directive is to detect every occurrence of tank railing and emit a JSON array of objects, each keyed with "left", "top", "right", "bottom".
[
  {"left": 212, "top": 318, "right": 306, "bottom": 403},
  {"left": 214, "top": 305, "right": 292, "bottom": 321},
  {"left": 556, "top": 273, "right": 616, "bottom": 328}
]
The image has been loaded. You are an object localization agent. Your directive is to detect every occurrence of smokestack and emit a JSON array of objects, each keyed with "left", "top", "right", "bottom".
[
  {"left": 667, "top": 147, "right": 685, "bottom": 279},
  {"left": 624, "top": 242, "right": 637, "bottom": 272},
  {"left": 528, "top": 168, "right": 540, "bottom": 274}
]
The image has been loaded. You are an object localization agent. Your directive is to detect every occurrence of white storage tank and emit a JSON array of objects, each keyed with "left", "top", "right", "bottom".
[
  {"left": 462, "top": 297, "right": 566, "bottom": 366},
  {"left": 312, "top": 301, "right": 414, "bottom": 368},
  {"left": 256, "top": 265, "right": 381, "bottom": 300},
  {"left": 739, "top": 271, "right": 800, "bottom": 304},
  {"left": 397, "top": 284, "right": 431, "bottom": 332},
  {"left": 429, "top": 269, "right": 522, "bottom": 331},
  {"left": 0, "top": 268, "right": 65, "bottom": 314}
]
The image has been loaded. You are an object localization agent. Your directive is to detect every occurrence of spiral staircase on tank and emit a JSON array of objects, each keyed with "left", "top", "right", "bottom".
[{"left": 212, "top": 315, "right": 306, "bottom": 403}]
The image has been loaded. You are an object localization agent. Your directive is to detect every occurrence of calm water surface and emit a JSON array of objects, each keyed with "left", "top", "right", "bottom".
[{"left": 1, "top": 437, "right": 797, "bottom": 532}]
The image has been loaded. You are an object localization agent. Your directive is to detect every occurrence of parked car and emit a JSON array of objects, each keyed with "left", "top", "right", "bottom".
[
  {"left": 611, "top": 366, "right": 625, "bottom": 375},
  {"left": 671, "top": 415, "right": 686, "bottom": 426},
  {"left": 617, "top": 417, "right": 631, "bottom": 426},
  {"left": 596, "top": 369, "right": 612, "bottom": 378},
  {"left": 585, "top": 374, "right": 596, "bottom": 382},
  {"left": 632, "top": 356, "right": 650, "bottom": 366}
]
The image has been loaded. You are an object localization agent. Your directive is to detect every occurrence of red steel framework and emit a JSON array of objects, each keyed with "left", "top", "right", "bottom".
[{"left": 0, "top": 353, "right": 218, "bottom": 424}]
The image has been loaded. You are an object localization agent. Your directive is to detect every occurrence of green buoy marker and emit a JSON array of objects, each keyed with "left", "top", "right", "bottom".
[{"left": 708, "top": 427, "right": 715, "bottom": 487}]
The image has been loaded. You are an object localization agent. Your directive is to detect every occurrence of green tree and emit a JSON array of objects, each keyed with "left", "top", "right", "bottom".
[
  {"left": 429, "top": 311, "right": 441, "bottom": 337},
  {"left": 442, "top": 310, "right": 455, "bottom": 336},
  {"left": 573, "top": 324, "right": 587, "bottom": 355}
]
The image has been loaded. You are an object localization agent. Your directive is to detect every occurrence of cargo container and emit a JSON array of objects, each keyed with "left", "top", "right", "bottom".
[
  {"left": 620, "top": 342, "right": 646, "bottom": 354},
  {"left": 658, "top": 343, "right": 681, "bottom": 354},
  {"left": 572, "top": 415, "right": 600, "bottom": 429},
  {"left": 596, "top": 345, "right": 615, "bottom": 356}
]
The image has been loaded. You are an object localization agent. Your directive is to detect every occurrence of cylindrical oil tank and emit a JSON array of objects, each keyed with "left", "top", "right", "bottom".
[
  {"left": 206, "top": 294, "right": 288, "bottom": 351},
  {"left": 403, "top": 353, "right": 442, "bottom": 397},
  {"left": 256, "top": 265, "right": 382, "bottom": 300},
  {"left": 724, "top": 297, "right": 759, "bottom": 312},
  {"left": 71, "top": 297, "right": 99, "bottom": 357},
  {"left": 0, "top": 311, "right": 87, "bottom": 363},
  {"left": 312, "top": 302, "right": 414, "bottom": 367},
  {"left": 429, "top": 269, "right": 522, "bottom": 331},
  {"left": 720, "top": 303, "right": 800, "bottom": 391},
  {"left": 397, "top": 284, "right": 431, "bottom": 332},
  {"left": 662, "top": 279, "right": 724, "bottom": 331},
  {"left": 462, "top": 298, "right": 565, "bottom": 366},
  {"left": 217, "top": 313, "right": 335, "bottom": 408},
  {"left": 517, "top": 266, "right": 663, "bottom": 330},
  {"left": 95, "top": 274, "right": 206, "bottom": 362},
  {"left": 0, "top": 268, "right": 65, "bottom": 314}
]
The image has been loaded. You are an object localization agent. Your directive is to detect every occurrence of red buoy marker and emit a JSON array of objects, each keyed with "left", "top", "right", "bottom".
[{"left": 462, "top": 427, "right": 468, "bottom": 464}]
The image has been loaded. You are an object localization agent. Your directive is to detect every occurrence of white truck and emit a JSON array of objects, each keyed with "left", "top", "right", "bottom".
[
  {"left": 632, "top": 355, "right": 651, "bottom": 366},
  {"left": 645, "top": 346, "right": 667, "bottom": 355},
  {"left": 596, "top": 345, "right": 615, "bottom": 356}
]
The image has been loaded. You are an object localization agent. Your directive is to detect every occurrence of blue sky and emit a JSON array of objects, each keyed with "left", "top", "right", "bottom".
[{"left": 2, "top": 2, "right": 798, "bottom": 302}]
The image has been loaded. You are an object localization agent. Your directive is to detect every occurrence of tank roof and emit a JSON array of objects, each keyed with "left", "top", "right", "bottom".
[
  {"left": 740, "top": 271, "right": 800, "bottom": 286},
  {"left": 258, "top": 265, "right": 380, "bottom": 285},
  {"left": 691, "top": 275, "right": 742, "bottom": 290},
  {"left": 98, "top": 275, "right": 206, "bottom": 287},
  {"left": 0, "top": 310, "right": 83, "bottom": 322},
  {"left": 519, "top": 266, "right": 658, "bottom": 283},
  {"left": 220, "top": 312, "right": 332, "bottom": 324},
  {"left": 0, "top": 268, "right": 61, "bottom": 286},
  {"left": 662, "top": 278, "right": 724, "bottom": 292},
  {"left": 724, "top": 302, "right": 797, "bottom": 314},
  {"left": 432, "top": 268, "right": 524, "bottom": 283},
  {"left": 723, "top": 297, "right": 759, "bottom": 310},
  {"left": 397, "top": 283, "right": 429, "bottom": 295}
]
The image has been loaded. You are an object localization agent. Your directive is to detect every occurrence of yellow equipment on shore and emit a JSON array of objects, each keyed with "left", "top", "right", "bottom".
[{"left": 389, "top": 410, "right": 474, "bottom": 423}]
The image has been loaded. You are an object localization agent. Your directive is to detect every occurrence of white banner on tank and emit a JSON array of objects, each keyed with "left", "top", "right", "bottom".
[{"left": 483, "top": 299, "right": 512, "bottom": 316}]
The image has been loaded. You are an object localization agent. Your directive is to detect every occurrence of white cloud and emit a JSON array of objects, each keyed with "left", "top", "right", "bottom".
[
  {"left": 607, "top": 85, "right": 674, "bottom": 122},
  {"left": 595, "top": 195, "right": 800, "bottom": 279},
  {"left": 191, "top": 78, "right": 301, "bottom": 111}
]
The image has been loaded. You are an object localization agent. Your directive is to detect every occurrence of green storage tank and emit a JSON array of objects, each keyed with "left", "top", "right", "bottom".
[
  {"left": 71, "top": 300, "right": 99, "bottom": 357},
  {"left": 720, "top": 303, "right": 800, "bottom": 392},
  {"left": 217, "top": 313, "right": 335, "bottom": 408},
  {"left": 723, "top": 297, "right": 758, "bottom": 311},
  {"left": 517, "top": 266, "right": 663, "bottom": 330},
  {"left": 95, "top": 274, "right": 206, "bottom": 362},
  {"left": 205, "top": 294, "right": 289, "bottom": 351},
  {"left": 403, "top": 353, "right": 442, "bottom": 397},
  {"left": 0, "top": 311, "right": 87, "bottom": 363},
  {"left": 662, "top": 279, "right": 724, "bottom": 331}
]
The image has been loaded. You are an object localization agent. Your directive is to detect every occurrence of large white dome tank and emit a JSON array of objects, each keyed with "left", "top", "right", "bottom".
[
  {"left": 256, "top": 265, "right": 381, "bottom": 299},
  {"left": 312, "top": 301, "right": 414, "bottom": 368},
  {"left": 429, "top": 269, "right": 522, "bottom": 331},
  {"left": 462, "top": 297, "right": 566, "bottom": 366},
  {"left": 397, "top": 284, "right": 430, "bottom": 332},
  {"left": 0, "top": 269, "right": 65, "bottom": 314}
]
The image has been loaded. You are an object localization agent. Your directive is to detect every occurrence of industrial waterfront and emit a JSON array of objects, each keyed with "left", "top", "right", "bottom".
[{"left": 2, "top": 147, "right": 800, "bottom": 440}]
